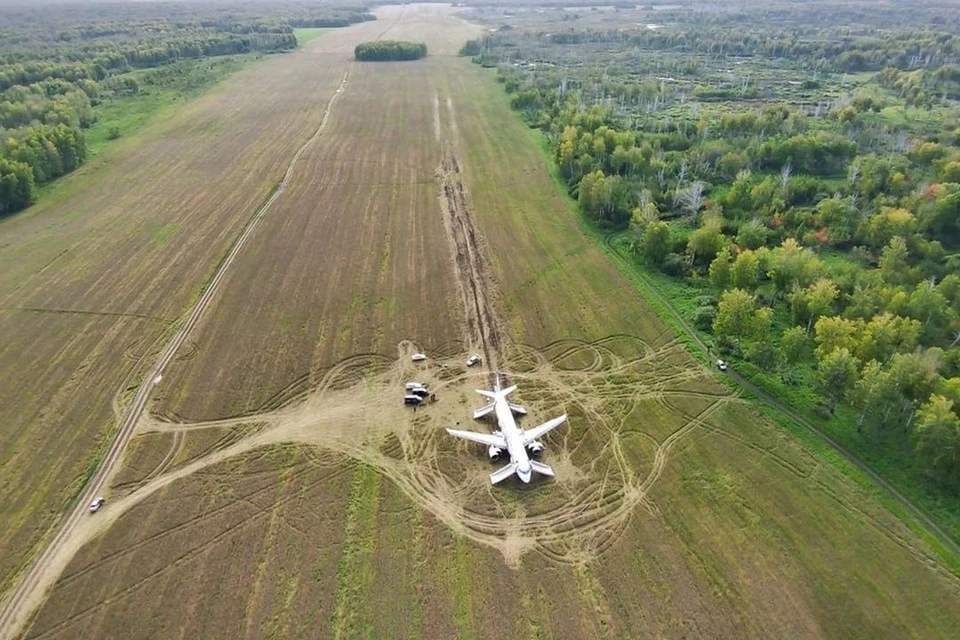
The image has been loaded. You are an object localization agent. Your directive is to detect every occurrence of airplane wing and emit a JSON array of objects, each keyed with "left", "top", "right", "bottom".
[
  {"left": 473, "top": 402, "right": 496, "bottom": 419},
  {"left": 490, "top": 461, "right": 518, "bottom": 484},
  {"left": 475, "top": 389, "right": 497, "bottom": 399},
  {"left": 445, "top": 428, "right": 506, "bottom": 449},
  {"left": 521, "top": 414, "right": 567, "bottom": 444}
]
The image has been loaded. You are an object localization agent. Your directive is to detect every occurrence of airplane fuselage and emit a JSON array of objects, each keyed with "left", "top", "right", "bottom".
[{"left": 494, "top": 396, "right": 533, "bottom": 482}]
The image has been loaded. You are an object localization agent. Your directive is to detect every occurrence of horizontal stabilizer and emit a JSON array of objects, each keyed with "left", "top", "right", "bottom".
[
  {"left": 473, "top": 402, "right": 496, "bottom": 419},
  {"left": 490, "top": 461, "right": 518, "bottom": 484},
  {"left": 522, "top": 414, "right": 567, "bottom": 444},
  {"left": 508, "top": 403, "right": 527, "bottom": 415},
  {"left": 530, "top": 460, "right": 554, "bottom": 477},
  {"left": 445, "top": 428, "right": 506, "bottom": 449}
]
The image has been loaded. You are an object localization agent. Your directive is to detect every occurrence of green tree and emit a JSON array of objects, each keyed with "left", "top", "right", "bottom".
[
  {"left": 857, "top": 312, "right": 921, "bottom": 363},
  {"left": 851, "top": 359, "right": 896, "bottom": 429},
  {"left": 640, "top": 220, "right": 670, "bottom": 266},
  {"left": 907, "top": 279, "right": 949, "bottom": 334},
  {"left": 814, "top": 195, "right": 858, "bottom": 245},
  {"left": 792, "top": 278, "right": 839, "bottom": 333},
  {"left": 708, "top": 247, "right": 732, "bottom": 289},
  {"left": 780, "top": 325, "right": 810, "bottom": 367},
  {"left": 768, "top": 238, "right": 822, "bottom": 294},
  {"left": 686, "top": 216, "right": 725, "bottom": 264},
  {"left": 914, "top": 395, "right": 960, "bottom": 481},
  {"left": 814, "top": 316, "right": 862, "bottom": 360},
  {"left": 890, "top": 350, "right": 942, "bottom": 427},
  {"left": 878, "top": 236, "right": 911, "bottom": 285},
  {"left": 734, "top": 218, "right": 769, "bottom": 250},
  {"left": 730, "top": 248, "right": 761, "bottom": 290},
  {"left": 816, "top": 347, "right": 860, "bottom": 411},
  {"left": 713, "top": 288, "right": 769, "bottom": 350},
  {"left": 578, "top": 170, "right": 610, "bottom": 220}
]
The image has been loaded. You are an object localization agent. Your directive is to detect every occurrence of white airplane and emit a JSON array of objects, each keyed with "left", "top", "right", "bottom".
[{"left": 446, "top": 376, "right": 567, "bottom": 484}]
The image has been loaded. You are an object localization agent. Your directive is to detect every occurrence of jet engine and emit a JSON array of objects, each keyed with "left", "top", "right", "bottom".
[
  {"left": 488, "top": 445, "right": 503, "bottom": 461},
  {"left": 526, "top": 441, "right": 544, "bottom": 456}
]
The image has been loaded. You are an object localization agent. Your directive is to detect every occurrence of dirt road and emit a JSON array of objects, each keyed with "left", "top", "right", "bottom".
[{"left": 0, "top": 70, "right": 352, "bottom": 640}]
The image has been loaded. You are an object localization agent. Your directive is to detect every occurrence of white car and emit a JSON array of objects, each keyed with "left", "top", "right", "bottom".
[
  {"left": 89, "top": 496, "right": 105, "bottom": 513},
  {"left": 716, "top": 359, "right": 728, "bottom": 372},
  {"left": 411, "top": 353, "right": 427, "bottom": 362},
  {"left": 466, "top": 354, "right": 481, "bottom": 367}
]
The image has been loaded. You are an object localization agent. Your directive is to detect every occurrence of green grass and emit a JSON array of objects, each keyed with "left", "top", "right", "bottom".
[
  {"left": 84, "top": 55, "right": 259, "bottom": 158},
  {"left": 294, "top": 28, "right": 331, "bottom": 48},
  {"left": 330, "top": 464, "right": 380, "bottom": 640}
]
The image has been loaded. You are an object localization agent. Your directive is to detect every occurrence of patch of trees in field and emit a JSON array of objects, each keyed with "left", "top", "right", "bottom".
[
  {"left": 471, "top": 5, "right": 960, "bottom": 491},
  {"left": 354, "top": 41, "right": 427, "bottom": 61},
  {"left": 0, "top": 124, "right": 85, "bottom": 214},
  {"left": 0, "top": 1, "right": 377, "bottom": 216}
]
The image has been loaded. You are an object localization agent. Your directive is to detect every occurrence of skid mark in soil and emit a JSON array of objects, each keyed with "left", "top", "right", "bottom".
[{"left": 98, "top": 335, "right": 749, "bottom": 569}]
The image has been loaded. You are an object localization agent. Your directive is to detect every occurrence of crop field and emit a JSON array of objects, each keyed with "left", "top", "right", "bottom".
[
  {"left": 0, "top": 30, "right": 355, "bottom": 596},
  {"left": 3, "top": 4, "right": 960, "bottom": 640}
]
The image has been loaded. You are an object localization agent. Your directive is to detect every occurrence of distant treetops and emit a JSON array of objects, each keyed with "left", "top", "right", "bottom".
[{"left": 354, "top": 41, "right": 427, "bottom": 62}]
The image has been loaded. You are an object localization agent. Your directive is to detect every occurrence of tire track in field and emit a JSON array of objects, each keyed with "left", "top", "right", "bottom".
[
  {"left": 435, "top": 95, "right": 507, "bottom": 383},
  {"left": 602, "top": 230, "right": 960, "bottom": 561},
  {"left": 0, "top": 69, "right": 354, "bottom": 640}
]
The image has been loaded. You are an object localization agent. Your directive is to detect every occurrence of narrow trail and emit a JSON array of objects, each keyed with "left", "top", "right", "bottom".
[
  {"left": 0, "top": 69, "right": 353, "bottom": 640},
  {"left": 601, "top": 230, "right": 960, "bottom": 560}
]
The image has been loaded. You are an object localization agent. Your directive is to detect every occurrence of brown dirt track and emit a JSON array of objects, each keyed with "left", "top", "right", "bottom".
[{"left": 5, "top": 4, "right": 960, "bottom": 640}]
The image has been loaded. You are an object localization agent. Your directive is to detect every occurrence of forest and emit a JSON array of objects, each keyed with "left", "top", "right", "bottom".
[
  {"left": 463, "top": 0, "right": 960, "bottom": 521},
  {"left": 354, "top": 40, "right": 428, "bottom": 61},
  {"left": 0, "top": 1, "right": 375, "bottom": 216}
]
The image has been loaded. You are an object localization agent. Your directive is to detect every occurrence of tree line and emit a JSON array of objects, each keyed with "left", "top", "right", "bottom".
[
  {"left": 467, "top": 14, "right": 960, "bottom": 488},
  {"left": 354, "top": 41, "right": 427, "bottom": 62},
  {"left": 0, "top": 123, "right": 86, "bottom": 214},
  {"left": 0, "top": 1, "right": 378, "bottom": 217}
]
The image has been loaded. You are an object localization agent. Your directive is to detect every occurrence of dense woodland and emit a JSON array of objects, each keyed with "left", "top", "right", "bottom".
[
  {"left": 0, "top": 1, "right": 374, "bottom": 215},
  {"left": 464, "top": 1, "right": 960, "bottom": 497},
  {"left": 354, "top": 40, "right": 427, "bottom": 62}
]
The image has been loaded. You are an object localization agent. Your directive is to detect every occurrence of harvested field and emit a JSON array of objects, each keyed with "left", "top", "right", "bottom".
[
  {"left": 0, "top": 49, "right": 352, "bottom": 596},
  {"left": 5, "top": 4, "right": 960, "bottom": 640}
]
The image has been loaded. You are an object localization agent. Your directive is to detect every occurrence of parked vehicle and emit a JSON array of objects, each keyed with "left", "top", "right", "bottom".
[
  {"left": 716, "top": 359, "right": 728, "bottom": 372},
  {"left": 89, "top": 496, "right": 105, "bottom": 513},
  {"left": 404, "top": 395, "right": 423, "bottom": 405},
  {"left": 466, "top": 354, "right": 481, "bottom": 367},
  {"left": 411, "top": 353, "right": 427, "bottom": 362}
]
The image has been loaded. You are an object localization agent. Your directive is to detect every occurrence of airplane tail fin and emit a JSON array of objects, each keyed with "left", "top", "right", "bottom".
[
  {"left": 490, "top": 461, "right": 518, "bottom": 485},
  {"left": 530, "top": 460, "right": 554, "bottom": 477},
  {"left": 475, "top": 384, "right": 517, "bottom": 401},
  {"left": 473, "top": 402, "right": 496, "bottom": 419}
]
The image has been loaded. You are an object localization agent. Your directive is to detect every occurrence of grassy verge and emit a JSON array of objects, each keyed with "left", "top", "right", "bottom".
[
  {"left": 294, "top": 28, "right": 331, "bottom": 48},
  {"left": 85, "top": 55, "right": 262, "bottom": 158}
]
